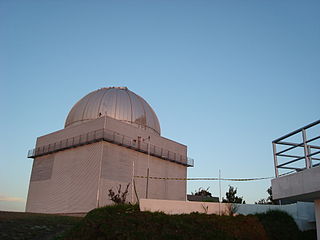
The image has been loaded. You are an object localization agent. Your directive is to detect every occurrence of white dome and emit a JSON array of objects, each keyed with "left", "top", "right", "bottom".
[{"left": 65, "top": 87, "right": 161, "bottom": 135}]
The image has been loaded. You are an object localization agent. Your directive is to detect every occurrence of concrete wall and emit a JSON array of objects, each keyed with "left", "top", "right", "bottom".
[
  {"left": 272, "top": 166, "right": 320, "bottom": 202},
  {"left": 315, "top": 200, "right": 320, "bottom": 239},
  {"left": 97, "top": 141, "right": 187, "bottom": 207},
  {"left": 36, "top": 117, "right": 105, "bottom": 146},
  {"left": 36, "top": 116, "right": 187, "bottom": 156},
  {"left": 237, "top": 202, "right": 315, "bottom": 231},
  {"left": 26, "top": 116, "right": 187, "bottom": 213},
  {"left": 140, "top": 199, "right": 315, "bottom": 231},
  {"left": 26, "top": 143, "right": 102, "bottom": 213}
]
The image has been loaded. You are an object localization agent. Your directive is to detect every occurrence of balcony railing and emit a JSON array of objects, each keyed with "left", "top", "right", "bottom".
[
  {"left": 273, "top": 119, "right": 320, "bottom": 177},
  {"left": 27, "top": 128, "right": 194, "bottom": 167}
]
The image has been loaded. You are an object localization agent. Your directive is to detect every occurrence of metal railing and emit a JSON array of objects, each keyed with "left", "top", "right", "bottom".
[
  {"left": 273, "top": 120, "right": 320, "bottom": 177},
  {"left": 27, "top": 128, "right": 194, "bottom": 167}
]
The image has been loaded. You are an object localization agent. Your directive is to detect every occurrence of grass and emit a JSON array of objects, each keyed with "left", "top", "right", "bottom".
[{"left": 0, "top": 211, "right": 81, "bottom": 240}]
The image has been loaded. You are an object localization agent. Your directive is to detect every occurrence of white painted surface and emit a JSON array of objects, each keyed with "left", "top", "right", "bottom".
[
  {"left": 26, "top": 143, "right": 102, "bottom": 213},
  {"left": 26, "top": 116, "right": 187, "bottom": 213},
  {"left": 140, "top": 198, "right": 229, "bottom": 215},
  {"left": 272, "top": 166, "right": 320, "bottom": 202},
  {"left": 140, "top": 199, "right": 315, "bottom": 231}
]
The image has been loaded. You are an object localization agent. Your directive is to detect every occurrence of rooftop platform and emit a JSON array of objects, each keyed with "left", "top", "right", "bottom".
[{"left": 272, "top": 119, "right": 320, "bottom": 202}]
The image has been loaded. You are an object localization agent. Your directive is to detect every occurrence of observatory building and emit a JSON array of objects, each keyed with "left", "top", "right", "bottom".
[{"left": 26, "top": 87, "right": 193, "bottom": 214}]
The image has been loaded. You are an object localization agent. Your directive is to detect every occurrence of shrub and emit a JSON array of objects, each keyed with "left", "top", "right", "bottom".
[
  {"left": 108, "top": 183, "right": 130, "bottom": 204},
  {"left": 255, "top": 210, "right": 300, "bottom": 240},
  {"left": 62, "top": 204, "right": 268, "bottom": 240}
]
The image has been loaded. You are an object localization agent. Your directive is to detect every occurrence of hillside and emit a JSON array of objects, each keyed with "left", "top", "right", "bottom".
[{"left": 0, "top": 211, "right": 81, "bottom": 240}]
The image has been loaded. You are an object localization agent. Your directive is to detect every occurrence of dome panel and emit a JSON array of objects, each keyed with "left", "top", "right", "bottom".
[
  {"left": 65, "top": 87, "right": 161, "bottom": 135},
  {"left": 65, "top": 91, "right": 95, "bottom": 126},
  {"left": 129, "top": 92, "right": 147, "bottom": 127},
  {"left": 115, "top": 88, "right": 131, "bottom": 122},
  {"left": 82, "top": 89, "right": 106, "bottom": 121},
  {"left": 101, "top": 88, "right": 117, "bottom": 118}
]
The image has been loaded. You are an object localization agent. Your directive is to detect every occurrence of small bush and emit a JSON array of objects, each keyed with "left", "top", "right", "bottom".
[
  {"left": 299, "top": 229, "right": 317, "bottom": 240},
  {"left": 255, "top": 210, "right": 300, "bottom": 240},
  {"left": 108, "top": 183, "right": 130, "bottom": 204}
]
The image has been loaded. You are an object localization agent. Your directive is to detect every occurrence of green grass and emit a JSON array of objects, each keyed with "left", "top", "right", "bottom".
[{"left": 0, "top": 211, "right": 81, "bottom": 240}]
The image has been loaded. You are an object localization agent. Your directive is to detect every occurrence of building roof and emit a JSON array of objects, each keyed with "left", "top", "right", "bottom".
[{"left": 65, "top": 87, "right": 161, "bottom": 135}]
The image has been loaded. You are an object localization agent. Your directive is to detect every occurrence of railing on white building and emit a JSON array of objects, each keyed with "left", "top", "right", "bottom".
[
  {"left": 273, "top": 119, "right": 320, "bottom": 177},
  {"left": 27, "top": 128, "right": 194, "bottom": 167}
]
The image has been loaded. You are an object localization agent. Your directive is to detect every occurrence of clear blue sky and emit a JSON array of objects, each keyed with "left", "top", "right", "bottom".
[{"left": 1, "top": 0, "right": 319, "bottom": 211}]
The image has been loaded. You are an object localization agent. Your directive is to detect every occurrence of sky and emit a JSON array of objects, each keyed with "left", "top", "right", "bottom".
[{"left": 0, "top": 0, "right": 319, "bottom": 211}]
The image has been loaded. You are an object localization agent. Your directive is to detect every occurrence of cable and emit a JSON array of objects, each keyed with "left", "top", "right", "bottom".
[{"left": 134, "top": 175, "right": 273, "bottom": 181}]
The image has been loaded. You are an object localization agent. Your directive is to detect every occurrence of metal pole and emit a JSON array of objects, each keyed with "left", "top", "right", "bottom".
[
  {"left": 96, "top": 116, "right": 107, "bottom": 208},
  {"left": 308, "top": 145, "right": 313, "bottom": 167},
  {"left": 96, "top": 142, "right": 104, "bottom": 208},
  {"left": 219, "top": 169, "right": 221, "bottom": 215},
  {"left": 272, "top": 143, "right": 279, "bottom": 177},
  {"left": 302, "top": 129, "right": 311, "bottom": 169},
  {"left": 146, "top": 136, "right": 151, "bottom": 198},
  {"left": 132, "top": 161, "right": 135, "bottom": 203}
]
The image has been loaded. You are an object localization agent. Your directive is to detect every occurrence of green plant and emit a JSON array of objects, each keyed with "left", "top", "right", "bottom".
[
  {"left": 108, "top": 183, "right": 130, "bottom": 204},
  {"left": 224, "top": 203, "right": 239, "bottom": 216},
  {"left": 255, "top": 210, "right": 300, "bottom": 240},
  {"left": 192, "top": 187, "right": 212, "bottom": 197},
  {"left": 255, "top": 186, "right": 279, "bottom": 205},
  {"left": 201, "top": 203, "right": 209, "bottom": 213},
  {"left": 62, "top": 204, "right": 269, "bottom": 240},
  {"left": 222, "top": 185, "right": 245, "bottom": 204}
]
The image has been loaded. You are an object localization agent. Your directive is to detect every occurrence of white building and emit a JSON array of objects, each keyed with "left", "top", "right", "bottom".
[
  {"left": 26, "top": 87, "right": 193, "bottom": 214},
  {"left": 271, "top": 120, "right": 320, "bottom": 238}
]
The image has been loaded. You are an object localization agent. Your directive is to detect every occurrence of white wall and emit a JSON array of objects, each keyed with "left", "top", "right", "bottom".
[
  {"left": 139, "top": 199, "right": 315, "bottom": 231},
  {"left": 27, "top": 116, "right": 188, "bottom": 213},
  {"left": 26, "top": 143, "right": 102, "bottom": 213},
  {"left": 272, "top": 166, "right": 320, "bottom": 202}
]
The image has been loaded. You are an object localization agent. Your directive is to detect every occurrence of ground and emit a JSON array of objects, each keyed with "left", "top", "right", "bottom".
[{"left": 0, "top": 211, "right": 81, "bottom": 240}]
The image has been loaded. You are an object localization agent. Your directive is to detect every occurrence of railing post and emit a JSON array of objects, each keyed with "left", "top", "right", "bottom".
[
  {"left": 272, "top": 143, "right": 279, "bottom": 177},
  {"left": 302, "top": 129, "right": 311, "bottom": 169},
  {"left": 308, "top": 145, "right": 312, "bottom": 167}
]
